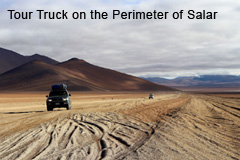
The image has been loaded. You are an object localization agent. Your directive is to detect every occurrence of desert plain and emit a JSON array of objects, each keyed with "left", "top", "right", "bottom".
[{"left": 0, "top": 92, "right": 239, "bottom": 160}]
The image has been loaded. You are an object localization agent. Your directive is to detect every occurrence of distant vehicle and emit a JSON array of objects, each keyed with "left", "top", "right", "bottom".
[
  {"left": 46, "top": 84, "right": 72, "bottom": 111},
  {"left": 149, "top": 93, "right": 154, "bottom": 99}
]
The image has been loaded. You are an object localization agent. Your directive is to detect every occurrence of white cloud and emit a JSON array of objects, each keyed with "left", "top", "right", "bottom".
[{"left": 0, "top": 0, "right": 240, "bottom": 78}]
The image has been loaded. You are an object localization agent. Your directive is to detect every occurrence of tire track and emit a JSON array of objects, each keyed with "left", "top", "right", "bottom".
[
  {"left": 125, "top": 95, "right": 240, "bottom": 160},
  {"left": 0, "top": 112, "right": 155, "bottom": 160}
]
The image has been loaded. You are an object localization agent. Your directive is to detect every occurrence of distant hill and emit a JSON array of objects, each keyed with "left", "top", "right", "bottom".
[
  {"left": 142, "top": 75, "right": 240, "bottom": 88},
  {"left": 0, "top": 58, "right": 176, "bottom": 91},
  {"left": 0, "top": 47, "right": 59, "bottom": 74},
  {"left": 25, "top": 53, "right": 59, "bottom": 65}
]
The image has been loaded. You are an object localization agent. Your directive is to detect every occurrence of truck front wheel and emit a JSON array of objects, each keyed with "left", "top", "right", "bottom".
[
  {"left": 47, "top": 106, "right": 53, "bottom": 111},
  {"left": 66, "top": 104, "right": 71, "bottom": 110}
]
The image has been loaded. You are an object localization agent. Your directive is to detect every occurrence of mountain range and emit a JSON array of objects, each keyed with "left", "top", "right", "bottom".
[
  {"left": 142, "top": 75, "right": 240, "bottom": 90},
  {"left": 0, "top": 47, "right": 58, "bottom": 74},
  {"left": 0, "top": 47, "right": 175, "bottom": 91}
]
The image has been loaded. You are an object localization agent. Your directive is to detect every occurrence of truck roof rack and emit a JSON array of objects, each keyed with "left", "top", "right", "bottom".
[{"left": 51, "top": 84, "right": 67, "bottom": 91}]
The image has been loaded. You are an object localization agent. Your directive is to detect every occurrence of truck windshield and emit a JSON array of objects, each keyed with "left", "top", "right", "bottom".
[{"left": 49, "top": 91, "right": 67, "bottom": 97}]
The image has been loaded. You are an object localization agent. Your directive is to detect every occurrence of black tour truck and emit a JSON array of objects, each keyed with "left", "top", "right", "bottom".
[{"left": 46, "top": 84, "right": 72, "bottom": 111}]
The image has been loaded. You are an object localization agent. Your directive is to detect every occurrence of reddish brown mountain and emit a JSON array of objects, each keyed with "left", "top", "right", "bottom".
[
  {"left": 0, "top": 47, "right": 59, "bottom": 74},
  {"left": 0, "top": 58, "right": 176, "bottom": 91}
]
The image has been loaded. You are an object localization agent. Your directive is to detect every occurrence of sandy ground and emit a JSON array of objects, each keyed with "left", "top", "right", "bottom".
[{"left": 0, "top": 92, "right": 239, "bottom": 160}]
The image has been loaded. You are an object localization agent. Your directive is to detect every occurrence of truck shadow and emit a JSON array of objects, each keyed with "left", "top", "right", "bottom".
[
  {"left": 2, "top": 111, "right": 45, "bottom": 114},
  {"left": 2, "top": 109, "right": 66, "bottom": 114}
]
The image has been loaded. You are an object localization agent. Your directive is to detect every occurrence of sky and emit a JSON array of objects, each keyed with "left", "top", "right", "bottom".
[{"left": 0, "top": 0, "right": 240, "bottom": 78}]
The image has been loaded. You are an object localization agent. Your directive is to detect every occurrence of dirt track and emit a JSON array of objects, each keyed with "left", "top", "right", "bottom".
[{"left": 0, "top": 92, "right": 239, "bottom": 160}]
